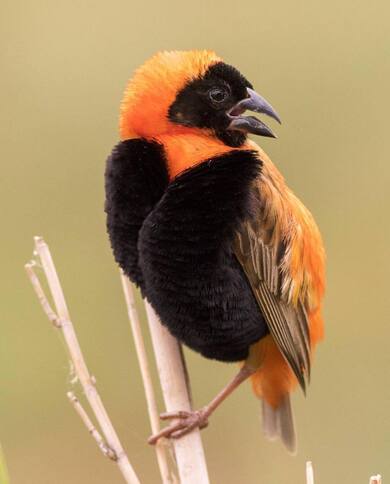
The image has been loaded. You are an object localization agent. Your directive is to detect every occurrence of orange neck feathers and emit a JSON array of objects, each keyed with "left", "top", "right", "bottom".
[{"left": 155, "top": 133, "right": 253, "bottom": 180}]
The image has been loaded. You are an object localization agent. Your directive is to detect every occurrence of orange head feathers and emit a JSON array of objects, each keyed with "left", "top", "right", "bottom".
[
  {"left": 120, "top": 50, "right": 221, "bottom": 140},
  {"left": 119, "top": 50, "right": 281, "bottom": 147}
]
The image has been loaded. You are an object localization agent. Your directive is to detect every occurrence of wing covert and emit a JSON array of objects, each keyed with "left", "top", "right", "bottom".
[{"left": 233, "top": 179, "right": 311, "bottom": 391}]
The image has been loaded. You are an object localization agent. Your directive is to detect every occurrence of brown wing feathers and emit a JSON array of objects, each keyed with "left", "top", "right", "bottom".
[{"left": 234, "top": 180, "right": 311, "bottom": 391}]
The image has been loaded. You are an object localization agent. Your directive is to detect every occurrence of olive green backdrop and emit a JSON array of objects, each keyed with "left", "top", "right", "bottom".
[{"left": 1, "top": 1, "right": 389, "bottom": 483}]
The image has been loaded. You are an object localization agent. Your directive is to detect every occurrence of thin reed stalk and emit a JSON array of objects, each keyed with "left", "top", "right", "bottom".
[
  {"left": 0, "top": 444, "right": 9, "bottom": 484},
  {"left": 370, "top": 475, "right": 382, "bottom": 484},
  {"left": 25, "top": 237, "right": 140, "bottom": 484},
  {"left": 144, "top": 300, "right": 210, "bottom": 484},
  {"left": 120, "top": 273, "right": 174, "bottom": 484},
  {"left": 306, "top": 461, "right": 314, "bottom": 484}
]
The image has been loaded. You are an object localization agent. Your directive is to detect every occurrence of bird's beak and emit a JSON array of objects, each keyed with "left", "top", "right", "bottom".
[{"left": 227, "top": 88, "right": 281, "bottom": 138}]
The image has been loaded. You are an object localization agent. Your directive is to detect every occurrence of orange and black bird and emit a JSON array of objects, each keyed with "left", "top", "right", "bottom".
[{"left": 105, "top": 50, "right": 325, "bottom": 453}]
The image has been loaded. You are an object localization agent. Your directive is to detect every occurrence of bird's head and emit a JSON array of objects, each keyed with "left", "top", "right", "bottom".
[{"left": 120, "top": 50, "right": 280, "bottom": 147}]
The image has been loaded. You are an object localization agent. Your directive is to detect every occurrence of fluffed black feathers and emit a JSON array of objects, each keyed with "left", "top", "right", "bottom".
[
  {"left": 138, "top": 150, "right": 269, "bottom": 361},
  {"left": 105, "top": 138, "right": 169, "bottom": 290}
]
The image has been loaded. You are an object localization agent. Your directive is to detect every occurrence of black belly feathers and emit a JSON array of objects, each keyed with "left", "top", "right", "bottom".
[{"left": 105, "top": 139, "right": 269, "bottom": 362}]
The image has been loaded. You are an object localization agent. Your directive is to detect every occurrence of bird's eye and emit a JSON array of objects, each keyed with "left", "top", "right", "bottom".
[{"left": 208, "top": 87, "right": 228, "bottom": 104}]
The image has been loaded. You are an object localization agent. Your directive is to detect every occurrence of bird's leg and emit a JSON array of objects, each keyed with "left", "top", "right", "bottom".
[{"left": 148, "top": 363, "right": 256, "bottom": 444}]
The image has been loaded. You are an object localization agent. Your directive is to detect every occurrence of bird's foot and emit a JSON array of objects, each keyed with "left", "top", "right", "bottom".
[{"left": 148, "top": 409, "right": 209, "bottom": 445}]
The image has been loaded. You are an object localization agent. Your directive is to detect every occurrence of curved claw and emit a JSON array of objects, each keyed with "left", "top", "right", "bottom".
[
  {"left": 147, "top": 409, "right": 209, "bottom": 445},
  {"left": 160, "top": 410, "right": 192, "bottom": 420},
  {"left": 147, "top": 421, "right": 185, "bottom": 445},
  {"left": 171, "top": 418, "right": 209, "bottom": 439}
]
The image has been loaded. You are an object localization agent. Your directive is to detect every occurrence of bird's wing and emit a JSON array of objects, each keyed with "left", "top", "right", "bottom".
[{"left": 233, "top": 178, "right": 311, "bottom": 391}]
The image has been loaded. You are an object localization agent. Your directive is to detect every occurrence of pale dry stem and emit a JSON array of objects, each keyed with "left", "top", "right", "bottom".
[
  {"left": 120, "top": 273, "right": 174, "bottom": 484},
  {"left": 306, "top": 461, "right": 314, "bottom": 484},
  {"left": 25, "top": 237, "right": 140, "bottom": 484},
  {"left": 144, "top": 300, "right": 210, "bottom": 484},
  {"left": 370, "top": 475, "right": 382, "bottom": 484},
  {"left": 67, "top": 391, "right": 117, "bottom": 461}
]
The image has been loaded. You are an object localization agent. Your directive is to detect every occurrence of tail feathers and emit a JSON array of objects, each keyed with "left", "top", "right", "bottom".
[{"left": 261, "top": 394, "right": 297, "bottom": 455}]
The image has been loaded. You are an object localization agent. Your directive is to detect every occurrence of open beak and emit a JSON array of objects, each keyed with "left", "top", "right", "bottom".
[{"left": 227, "top": 88, "right": 281, "bottom": 138}]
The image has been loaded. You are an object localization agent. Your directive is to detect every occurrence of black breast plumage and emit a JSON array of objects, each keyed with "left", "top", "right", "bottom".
[{"left": 105, "top": 139, "right": 269, "bottom": 362}]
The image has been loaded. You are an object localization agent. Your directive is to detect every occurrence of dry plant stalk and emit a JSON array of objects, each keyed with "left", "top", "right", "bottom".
[
  {"left": 120, "top": 273, "right": 173, "bottom": 484},
  {"left": 0, "top": 443, "right": 10, "bottom": 484},
  {"left": 306, "top": 461, "right": 382, "bottom": 484},
  {"left": 25, "top": 236, "right": 140, "bottom": 484},
  {"left": 370, "top": 476, "right": 382, "bottom": 484},
  {"left": 121, "top": 273, "right": 209, "bottom": 483},
  {"left": 67, "top": 391, "right": 117, "bottom": 461},
  {"left": 144, "top": 300, "right": 210, "bottom": 484},
  {"left": 306, "top": 461, "right": 314, "bottom": 484}
]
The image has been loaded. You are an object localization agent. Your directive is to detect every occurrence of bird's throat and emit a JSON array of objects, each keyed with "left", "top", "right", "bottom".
[{"left": 155, "top": 132, "right": 252, "bottom": 180}]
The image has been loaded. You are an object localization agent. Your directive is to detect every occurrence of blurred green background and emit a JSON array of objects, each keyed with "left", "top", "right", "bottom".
[{"left": 1, "top": 0, "right": 389, "bottom": 482}]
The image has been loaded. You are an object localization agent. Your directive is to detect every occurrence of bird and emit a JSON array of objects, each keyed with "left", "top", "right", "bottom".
[{"left": 105, "top": 50, "right": 325, "bottom": 453}]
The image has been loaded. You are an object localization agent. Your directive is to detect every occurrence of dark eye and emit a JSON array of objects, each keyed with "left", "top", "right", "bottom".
[{"left": 208, "top": 87, "right": 228, "bottom": 104}]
